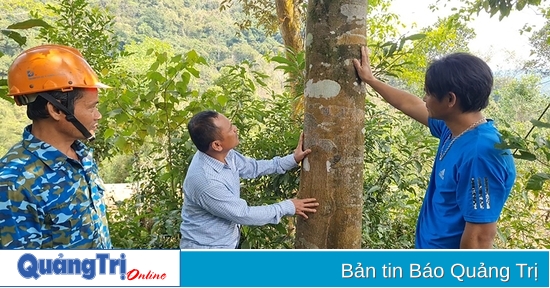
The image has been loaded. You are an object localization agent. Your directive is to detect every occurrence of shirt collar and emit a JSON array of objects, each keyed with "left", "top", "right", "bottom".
[
  {"left": 198, "top": 150, "right": 230, "bottom": 173},
  {"left": 22, "top": 125, "right": 92, "bottom": 170}
]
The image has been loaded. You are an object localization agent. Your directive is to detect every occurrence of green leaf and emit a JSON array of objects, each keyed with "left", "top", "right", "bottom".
[
  {"left": 525, "top": 173, "right": 550, "bottom": 191},
  {"left": 535, "top": 173, "right": 550, "bottom": 180},
  {"left": 147, "top": 125, "right": 157, "bottom": 137},
  {"left": 186, "top": 67, "right": 200, "bottom": 78},
  {"left": 148, "top": 71, "right": 165, "bottom": 82},
  {"left": 181, "top": 72, "right": 191, "bottom": 87},
  {"left": 530, "top": 119, "right": 550, "bottom": 129},
  {"left": 217, "top": 95, "right": 228, "bottom": 106},
  {"left": 1, "top": 30, "right": 26, "bottom": 46},
  {"left": 516, "top": 0, "right": 527, "bottom": 10},
  {"left": 186, "top": 50, "right": 200, "bottom": 62},
  {"left": 0, "top": 93, "right": 15, "bottom": 104},
  {"left": 387, "top": 43, "right": 397, "bottom": 56},
  {"left": 514, "top": 150, "right": 537, "bottom": 161},
  {"left": 274, "top": 223, "right": 287, "bottom": 234},
  {"left": 171, "top": 54, "right": 182, "bottom": 63},
  {"left": 271, "top": 56, "right": 292, "bottom": 65},
  {"left": 103, "top": 128, "right": 115, "bottom": 139},
  {"left": 114, "top": 136, "right": 128, "bottom": 151},
  {"left": 494, "top": 142, "right": 523, "bottom": 150},
  {"left": 160, "top": 172, "right": 172, "bottom": 181},
  {"left": 367, "top": 185, "right": 380, "bottom": 194},
  {"left": 7, "top": 19, "right": 51, "bottom": 29},
  {"left": 107, "top": 108, "right": 123, "bottom": 117},
  {"left": 380, "top": 41, "right": 394, "bottom": 48},
  {"left": 403, "top": 33, "right": 426, "bottom": 41}
]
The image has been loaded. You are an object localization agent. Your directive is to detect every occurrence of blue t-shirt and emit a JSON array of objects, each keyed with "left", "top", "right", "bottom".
[{"left": 415, "top": 118, "right": 516, "bottom": 249}]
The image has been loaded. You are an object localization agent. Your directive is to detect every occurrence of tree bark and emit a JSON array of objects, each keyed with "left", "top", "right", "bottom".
[
  {"left": 295, "top": 0, "right": 367, "bottom": 249},
  {"left": 275, "top": 0, "right": 304, "bottom": 53},
  {"left": 275, "top": 0, "right": 304, "bottom": 104}
]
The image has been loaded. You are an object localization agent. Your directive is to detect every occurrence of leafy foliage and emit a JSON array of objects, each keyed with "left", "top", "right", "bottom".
[
  {"left": 486, "top": 74, "right": 550, "bottom": 248},
  {"left": 0, "top": 18, "right": 51, "bottom": 101},
  {"left": 1, "top": 0, "right": 550, "bottom": 249},
  {"left": 437, "top": 0, "right": 547, "bottom": 20},
  {"left": 362, "top": 100, "right": 435, "bottom": 248},
  {"left": 32, "top": 0, "right": 124, "bottom": 73},
  {"left": 525, "top": 20, "right": 550, "bottom": 74},
  {"left": 220, "top": 0, "right": 281, "bottom": 35}
]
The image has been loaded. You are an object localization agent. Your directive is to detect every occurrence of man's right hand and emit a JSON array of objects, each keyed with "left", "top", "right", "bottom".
[
  {"left": 353, "top": 46, "right": 376, "bottom": 84},
  {"left": 352, "top": 45, "right": 429, "bottom": 126},
  {"left": 291, "top": 198, "right": 319, "bottom": 219}
]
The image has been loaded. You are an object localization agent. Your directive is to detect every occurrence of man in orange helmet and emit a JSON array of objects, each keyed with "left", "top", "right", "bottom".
[{"left": 0, "top": 44, "right": 112, "bottom": 249}]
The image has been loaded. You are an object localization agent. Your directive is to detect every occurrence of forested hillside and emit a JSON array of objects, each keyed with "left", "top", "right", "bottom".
[
  {"left": 0, "top": 0, "right": 285, "bottom": 151},
  {"left": 1, "top": 0, "right": 283, "bottom": 75}
]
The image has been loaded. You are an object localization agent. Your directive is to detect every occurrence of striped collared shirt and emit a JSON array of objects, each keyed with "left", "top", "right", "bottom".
[{"left": 179, "top": 150, "right": 297, "bottom": 249}]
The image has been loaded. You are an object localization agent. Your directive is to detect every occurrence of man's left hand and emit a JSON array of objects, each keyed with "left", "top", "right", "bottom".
[{"left": 294, "top": 132, "right": 311, "bottom": 163}]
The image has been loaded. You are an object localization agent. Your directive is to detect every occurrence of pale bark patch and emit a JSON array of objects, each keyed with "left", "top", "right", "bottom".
[
  {"left": 340, "top": 4, "right": 367, "bottom": 22},
  {"left": 303, "top": 157, "right": 311, "bottom": 171},
  {"left": 306, "top": 33, "right": 313, "bottom": 48},
  {"left": 305, "top": 79, "right": 341, "bottom": 98}
]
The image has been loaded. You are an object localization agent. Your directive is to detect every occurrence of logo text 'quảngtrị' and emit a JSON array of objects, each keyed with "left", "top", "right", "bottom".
[{"left": 17, "top": 253, "right": 167, "bottom": 281}]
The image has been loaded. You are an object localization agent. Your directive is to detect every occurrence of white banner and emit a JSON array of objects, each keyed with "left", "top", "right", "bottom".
[{"left": 0, "top": 250, "right": 180, "bottom": 287}]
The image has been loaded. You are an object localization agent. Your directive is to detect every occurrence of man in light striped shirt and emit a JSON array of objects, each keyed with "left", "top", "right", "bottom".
[{"left": 179, "top": 110, "right": 319, "bottom": 249}]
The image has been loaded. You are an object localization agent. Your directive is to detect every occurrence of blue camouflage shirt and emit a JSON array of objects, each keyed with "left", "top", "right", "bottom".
[{"left": 0, "top": 125, "right": 112, "bottom": 249}]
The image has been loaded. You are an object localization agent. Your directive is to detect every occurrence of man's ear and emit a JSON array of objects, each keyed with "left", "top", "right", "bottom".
[
  {"left": 447, "top": 92, "right": 457, "bottom": 108},
  {"left": 46, "top": 102, "right": 64, "bottom": 121},
  {"left": 211, "top": 140, "right": 223, "bottom": 152}
]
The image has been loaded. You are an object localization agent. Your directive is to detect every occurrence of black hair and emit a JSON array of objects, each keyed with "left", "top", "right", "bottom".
[
  {"left": 187, "top": 110, "right": 221, "bottom": 153},
  {"left": 26, "top": 89, "right": 85, "bottom": 120},
  {"left": 424, "top": 52, "right": 493, "bottom": 112}
]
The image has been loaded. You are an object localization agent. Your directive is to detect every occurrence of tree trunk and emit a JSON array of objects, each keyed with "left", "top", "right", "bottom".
[
  {"left": 275, "top": 0, "right": 304, "bottom": 53},
  {"left": 295, "top": 0, "right": 367, "bottom": 249},
  {"left": 275, "top": 0, "right": 304, "bottom": 107}
]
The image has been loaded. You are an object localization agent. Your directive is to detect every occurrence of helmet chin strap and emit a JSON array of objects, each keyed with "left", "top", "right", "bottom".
[{"left": 37, "top": 93, "right": 96, "bottom": 141}]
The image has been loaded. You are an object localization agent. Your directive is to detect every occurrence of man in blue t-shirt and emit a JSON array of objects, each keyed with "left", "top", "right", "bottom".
[{"left": 353, "top": 46, "right": 516, "bottom": 249}]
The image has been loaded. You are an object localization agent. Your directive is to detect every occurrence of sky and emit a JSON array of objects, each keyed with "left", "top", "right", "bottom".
[{"left": 387, "top": 0, "right": 547, "bottom": 70}]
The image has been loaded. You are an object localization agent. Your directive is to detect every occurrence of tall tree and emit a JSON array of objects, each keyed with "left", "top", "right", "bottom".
[
  {"left": 221, "top": 0, "right": 305, "bottom": 53},
  {"left": 220, "top": 0, "right": 305, "bottom": 100},
  {"left": 295, "top": 0, "right": 367, "bottom": 248},
  {"left": 275, "top": 0, "right": 304, "bottom": 53}
]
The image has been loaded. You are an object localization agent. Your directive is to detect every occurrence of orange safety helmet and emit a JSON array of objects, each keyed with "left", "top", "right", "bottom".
[{"left": 7, "top": 44, "right": 110, "bottom": 105}]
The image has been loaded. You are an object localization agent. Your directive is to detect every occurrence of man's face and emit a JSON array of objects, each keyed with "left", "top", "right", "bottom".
[
  {"left": 212, "top": 114, "right": 239, "bottom": 151},
  {"left": 423, "top": 93, "right": 448, "bottom": 120},
  {"left": 69, "top": 88, "right": 102, "bottom": 139}
]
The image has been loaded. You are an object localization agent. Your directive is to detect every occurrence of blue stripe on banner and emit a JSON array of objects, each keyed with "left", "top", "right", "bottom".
[{"left": 179, "top": 250, "right": 549, "bottom": 287}]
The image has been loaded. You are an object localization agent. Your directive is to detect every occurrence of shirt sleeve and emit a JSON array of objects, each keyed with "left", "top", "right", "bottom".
[
  {"left": 455, "top": 154, "right": 510, "bottom": 224},
  {"left": 428, "top": 117, "right": 446, "bottom": 139},
  {"left": 233, "top": 151, "right": 297, "bottom": 179},
  {"left": 194, "top": 179, "right": 296, "bottom": 226},
  {"left": 0, "top": 183, "right": 43, "bottom": 249}
]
